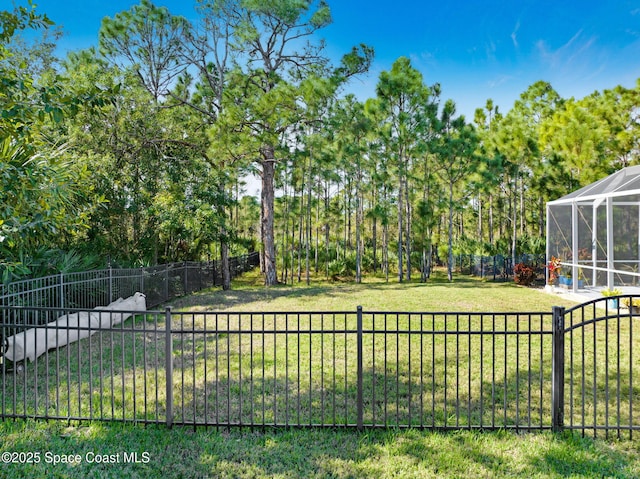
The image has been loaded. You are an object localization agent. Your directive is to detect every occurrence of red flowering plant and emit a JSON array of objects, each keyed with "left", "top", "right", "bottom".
[
  {"left": 514, "top": 263, "right": 537, "bottom": 286},
  {"left": 547, "top": 256, "right": 561, "bottom": 285}
]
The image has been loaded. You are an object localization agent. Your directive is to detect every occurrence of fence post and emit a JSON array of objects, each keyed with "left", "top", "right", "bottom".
[
  {"left": 164, "top": 265, "right": 169, "bottom": 302},
  {"left": 357, "top": 305, "right": 363, "bottom": 431},
  {"left": 493, "top": 257, "right": 496, "bottom": 281},
  {"left": 59, "top": 273, "right": 65, "bottom": 309},
  {"left": 552, "top": 306, "right": 565, "bottom": 432},
  {"left": 108, "top": 266, "right": 113, "bottom": 303},
  {"left": 165, "top": 307, "right": 174, "bottom": 429},
  {"left": 183, "top": 262, "right": 188, "bottom": 295}
]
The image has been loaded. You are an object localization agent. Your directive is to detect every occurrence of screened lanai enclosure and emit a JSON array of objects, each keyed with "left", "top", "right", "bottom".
[{"left": 547, "top": 165, "right": 640, "bottom": 292}]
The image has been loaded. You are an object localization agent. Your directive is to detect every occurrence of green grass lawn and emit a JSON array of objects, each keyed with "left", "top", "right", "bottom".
[
  {"left": 172, "top": 268, "right": 579, "bottom": 313},
  {"left": 1, "top": 269, "right": 639, "bottom": 478}
]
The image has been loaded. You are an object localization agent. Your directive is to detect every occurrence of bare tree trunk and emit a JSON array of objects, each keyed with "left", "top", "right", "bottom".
[
  {"left": 289, "top": 203, "right": 296, "bottom": 285},
  {"left": 448, "top": 182, "right": 454, "bottom": 282},
  {"left": 477, "top": 197, "right": 483, "bottom": 244},
  {"left": 306, "top": 150, "right": 312, "bottom": 285},
  {"left": 346, "top": 177, "right": 352, "bottom": 253},
  {"left": 372, "top": 216, "right": 378, "bottom": 273},
  {"left": 372, "top": 186, "right": 378, "bottom": 273},
  {"left": 511, "top": 172, "right": 518, "bottom": 269},
  {"left": 281, "top": 166, "right": 290, "bottom": 284},
  {"left": 315, "top": 191, "right": 320, "bottom": 274},
  {"left": 261, "top": 148, "right": 278, "bottom": 286},
  {"left": 221, "top": 237, "right": 230, "bottom": 290},
  {"left": 355, "top": 159, "right": 363, "bottom": 283},
  {"left": 539, "top": 196, "right": 544, "bottom": 238},
  {"left": 489, "top": 194, "right": 494, "bottom": 246},
  {"left": 259, "top": 199, "right": 265, "bottom": 274},
  {"left": 397, "top": 168, "right": 404, "bottom": 282},
  {"left": 383, "top": 183, "right": 389, "bottom": 282},
  {"left": 520, "top": 176, "right": 525, "bottom": 236},
  {"left": 325, "top": 179, "right": 330, "bottom": 279},
  {"left": 383, "top": 221, "right": 389, "bottom": 282},
  {"left": 297, "top": 203, "right": 303, "bottom": 283},
  {"left": 405, "top": 174, "right": 411, "bottom": 282}
]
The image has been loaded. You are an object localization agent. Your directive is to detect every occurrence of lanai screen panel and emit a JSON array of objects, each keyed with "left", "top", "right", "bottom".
[
  {"left": 547, "top": 203, "right": 571, "bottom": 260},
  {"left": 575, "top": 202, "right": 594, "bottom": 288},
  {"left": 594, "top": 201, "right": 609, "bottom": 286},
  {"left": 613, "top": 196, "right": 640, "bottom": 286},
  {"left": 547, "top": 166, "right": 640, "bottom": 289}
]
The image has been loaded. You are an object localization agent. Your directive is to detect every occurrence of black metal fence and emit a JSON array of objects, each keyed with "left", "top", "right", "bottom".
[
  {"left": 0, "top": 253, "right": 260, "bottom": 318},
  {"left": 456, "top": 254, "right": 546, "bottom": 281},
  {"left": 1, "top": 295, "right": 638, "bottom": 438}
]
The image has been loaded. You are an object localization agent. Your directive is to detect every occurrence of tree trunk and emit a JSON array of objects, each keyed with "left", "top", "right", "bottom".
[
  {"left": 219, "top": 183, "right": 231, "bottom": 290},
  {"left": 489, "top": 194, "right": 494, "bottom": 246},
  {"left": 448, "top": 181, "right": 454, "bottom": 282},
  {"left": 261, "top": 148, "right": 278, "bottom": 286},
  {"left": 512, "top": 172, "right": 518, "bottom": 270},
  {"left": 355, "top": 159, "right": 362, "bottom": 283},
  {"left": 539, "top": 196, "right": 544, "bottom": 238},
  {"left": 315, "top": 193, "right": 320, "bottom": 274},
  {"left": 372, "top": 216, "right": 378, "bottom": 273},
  {"left": 325, "top": 179, "right": 330, "bottom": 279},
  {"left": 397, "top": 169, "right": 404, "bottom": 282},
  {"left": 383, "top": 184, "right": 389, "bottom": 282},
  {"left": 405, "top": 174, "right": 411, "bottom": 282},
  {"left": 221, "top": 238, "right": 230, "bottom": 290},
  {"left": 346, "top": 177, "right": 352, "bottom": 253},
  {"left": 306, "top": 151, "right": 312, "bottom": 285},
  {"left": 477, "top": 196, "right": 483, "bottom": 244},
  {"left": 372, "top": 186, "right": 378, "bottom": 273},
  {"left": 383, "top": 221, "right": 389, "bottom": 282},
  {"left": 297, "top": 202, "right": 303, "bottom": 283},
  {"left": 520, "top": 176, "right": 525, "bottom": 236},
  {"left": 281, "top": 166, "right": 290, "bottom": 284},
  {"left": 259, "top": 200, "right": 265, "bottom": 274},
  {"left": 289, "top": 203, "right": 296, "bottom": 285}
]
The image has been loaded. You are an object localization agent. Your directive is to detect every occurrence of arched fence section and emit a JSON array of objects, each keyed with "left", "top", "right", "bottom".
[{"left": 553, "top": 298, "right": 640, "bottom": 438}]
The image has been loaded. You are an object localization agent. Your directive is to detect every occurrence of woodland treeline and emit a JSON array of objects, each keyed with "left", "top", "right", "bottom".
[{"left": 1, "top": 1, "right": 639, "bottom": 286}]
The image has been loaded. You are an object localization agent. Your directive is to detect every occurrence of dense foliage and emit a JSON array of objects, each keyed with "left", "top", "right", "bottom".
[{"left": 1, "top": 0, "right": 639, "bottom": 285}]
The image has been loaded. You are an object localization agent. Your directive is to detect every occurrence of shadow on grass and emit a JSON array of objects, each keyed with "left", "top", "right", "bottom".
[
  {"left": 169, "top": 284, "right": 345, "bottom": 311},
  {"left": 168, "top": 270, "right": 525, "bottom": 312},
  {"left": 2, "top": 313, "right": 640, "bottom": 478},
  {"left": 530, "top": 431, "right": 638, "bottom": 477},
  {"left": 1, "top": 420, "right": 639, "bottom": 478}
]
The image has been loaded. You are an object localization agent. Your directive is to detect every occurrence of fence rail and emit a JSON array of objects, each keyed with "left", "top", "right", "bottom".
[{"left": 1, "top": 295, "right": 638, "bottom": 437}]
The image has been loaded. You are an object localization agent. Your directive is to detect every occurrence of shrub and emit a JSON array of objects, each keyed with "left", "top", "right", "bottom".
[
  {"left": 514, "top": 263, "right": 536, "bottom": 286},
  {"left": 622, "top": 297, "right": 640, "bottom": 309},
  {"left": 328, "top": 258, "right": 355, "bottom": 281},
  {"left": 601, "top": 288, "right": 622, "bottom": 297}
]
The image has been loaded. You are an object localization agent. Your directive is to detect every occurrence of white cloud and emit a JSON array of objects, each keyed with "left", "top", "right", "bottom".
[
  {"left": 536, "top": 29, "right": 597, "bottom": 70},
  {"left": 487, "top": 75, "right": 514, "bottom": 89},
  {"left": 485, "top": 40, "right": 497, "bottom": 62},
  {"left": 511, "top": 20, "right": 520, "bottom": 49}
]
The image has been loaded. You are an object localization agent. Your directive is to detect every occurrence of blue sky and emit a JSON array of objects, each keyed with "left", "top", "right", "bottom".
[{"left": 24, "top": 0, "right": 640, "bottom": 119}]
